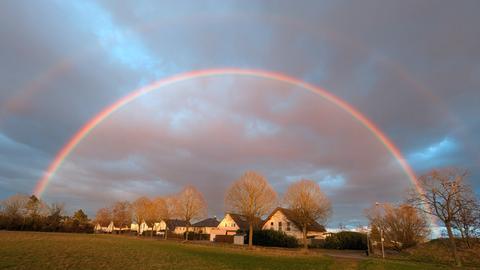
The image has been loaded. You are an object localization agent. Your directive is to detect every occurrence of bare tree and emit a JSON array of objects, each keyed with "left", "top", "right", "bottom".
[
  {"left": 176, "top": 186, "right": 207, "bottom": 240},
  {"left": 452, "top": 189, "right": 480, "bottom": 248},
  {"left": 46, "top": 202, "right": 65, "bottom": 231},
  {"left": 112, "top": 201, "right": 132, "bottom": 234},
  {"left": 1, "top": 194, "right": 29, "bottom": 229},
  {"left": 25, "top": 195, "right": 48, "bottom": 230},
  {"left": 408, "top": 168, "right": 469, "bottom": 266},
  {"left": 94, "top": 207, "right": 112, "bottom": 227},
  {"left": 365, "top": 203, "right": 430, "bottom": 250},
  {"left": 153, "top": 196, "right": 177, "bottom": 239},
  {"left": 225, "top": 171, "right": 277, "bottom": 247},
  {"left": 284, "top": 179, "right": 331, "bottom": 249},
  {"left": 131, "top": 197, "right": 151, "bottom": 235},
  {"left": 144, "top": 200, "right": 160, "bottom": 237}
]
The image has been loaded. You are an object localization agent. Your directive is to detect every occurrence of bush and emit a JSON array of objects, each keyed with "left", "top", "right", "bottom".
[
  {"left": 184, "top": 232, "right": 209, "bottom": 240},
  {"left": 244, "top": 230, "right": 298, "bottom": 248},
  {"left": 309, "top": 239, "right": 326, "bottom": 248},
  {"left": 324, "top": 231, "right": 367, "bottom": 250}
]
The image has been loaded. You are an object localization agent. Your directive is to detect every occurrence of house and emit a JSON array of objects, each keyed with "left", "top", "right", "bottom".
[
  {"left": 192, "top": 217, "right": 220, "bottom": 234},
  {"left": 130, "top": 222, "right": 139, "bottom": 233},
  {"left": 139, "top": 221, "right": 152, "bottom": 235},
  {"left": 157, "top": 219, "right": 190, "bottom": 235},
  {"left": 262, "top": 207, "right": 328, "bottom": 240},
  {"left": 94, "top": 221, "right": 115, "bottom": 233},
  {"left": 210, "top": 213, "right": 262, "bottom": 241},
  {"left": 217, "top": 213, "right": 250, "bottom": 233}
]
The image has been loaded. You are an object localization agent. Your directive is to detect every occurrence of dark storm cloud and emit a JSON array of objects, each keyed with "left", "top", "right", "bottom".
[{"left": 0, "top": 0, "right": 479, "bottom": 225}]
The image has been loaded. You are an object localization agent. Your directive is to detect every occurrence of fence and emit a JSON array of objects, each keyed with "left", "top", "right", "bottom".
[{"left": 214, "top": 235, "right": 234, "bottom": 243}]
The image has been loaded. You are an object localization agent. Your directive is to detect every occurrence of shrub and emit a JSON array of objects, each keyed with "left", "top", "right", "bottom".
[
  {"left": 325, "top": 231, "right": 367, "bottom": 250},
  {"left": 244, "top": 230, "right": 298, "bottom": 248},
  {"left": 184, "top": 232, "right": 209, "bottom": 240},
  {"left": 324, "top": 234, "right": 341, "bottom": 249}
]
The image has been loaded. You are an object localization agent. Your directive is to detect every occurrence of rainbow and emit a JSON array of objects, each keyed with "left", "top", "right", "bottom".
[{"left": 33, "top": 68, "right": 421, "bottom": 199}]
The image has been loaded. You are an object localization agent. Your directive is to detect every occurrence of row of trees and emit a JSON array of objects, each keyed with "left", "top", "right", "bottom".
[
  {"left": 94, "top": 171, "right": 332, "bottom": 249},
  {"left": 225, "top": 172, "right": 331, "bottom": 249},
  {"left": 0, "top": 194, "right": 92, "bottom": 233},
  {"left": 95, "top": 185, "right": 206, "bottom": 239},
  {"left": 365, "top": 168, "right": 480, "bottom": 267}
]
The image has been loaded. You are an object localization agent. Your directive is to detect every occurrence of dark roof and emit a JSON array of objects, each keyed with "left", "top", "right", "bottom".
[
  {"left": 227, "top": 213, "right": 248, "bottom": 230},
  {"left": 192, "top": 218, "right": 220, "bottom": 228},
  {"left": 264, "top": 207, "right": 326, "bottom": 233},
  {"left": 226, "top": 213, "right": 263, "bottom": 230},
  {"left": 165, "top": 219, "right": 189, "bottom": 230}
]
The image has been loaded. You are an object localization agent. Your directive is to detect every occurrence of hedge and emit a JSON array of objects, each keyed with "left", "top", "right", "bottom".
[
  {"left": 243, "top": 229, "right": 298, "bottom": 248},
  {"left": 324, "top": 231, "right": 367, "bottom": 250}
]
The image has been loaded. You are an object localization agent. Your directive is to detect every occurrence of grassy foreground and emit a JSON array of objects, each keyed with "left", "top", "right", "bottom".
[{"left": 0, "top": 231, "right": 462, "bottom": 270}]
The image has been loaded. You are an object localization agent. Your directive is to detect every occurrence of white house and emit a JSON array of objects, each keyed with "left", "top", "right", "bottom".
[
  {"left": 217, "top": 213, "right": 249, "bottom": 233},
  {"left": 192, "top": 218, "right": 220, "bottom": 234},
  {"left": 156, "top": 219, "right": 190, "bottom": 235},
  {"left": 94, "top": 221, "right": 115, "bottom": 233},
  {"left": 262, "top": 207, "right": 328, "bottom": 240},
  {"left": 139, "top": 221, "right": 152, "bottom": 235},
  {"left": 209, "top": 213, "right": 259, "bottom": 241},
  {"left": 130, "top": 223, "right": 139, "bottom": 233}
]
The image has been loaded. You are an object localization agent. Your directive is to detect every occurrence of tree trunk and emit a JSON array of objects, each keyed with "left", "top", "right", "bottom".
[
  {"left": 464, "top": 228, "right": 471, "bottom": 249},
  {"left": 303, "top": 225, "right": 308, "bottom": 250},
  {"left": 446, "top": 223, "right": 461, "bottom": 267},
  {"left": 185, "top": 225, "right": 189, "bottom": 241},
  {"left": 248, "top": 223, "right": 253, "bottom": 248}
]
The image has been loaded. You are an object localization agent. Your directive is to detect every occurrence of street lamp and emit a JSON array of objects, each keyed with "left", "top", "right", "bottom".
[{"left": 375, "top": 202, "right": 385, "bottom": 259}]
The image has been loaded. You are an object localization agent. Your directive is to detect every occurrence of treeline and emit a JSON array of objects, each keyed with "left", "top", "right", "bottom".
[
  {"left": 0, "top": 194, "right": 93, "bottom": 233},
  {"left": 94, "top": 185, "right": 207, "bottom": 238}
]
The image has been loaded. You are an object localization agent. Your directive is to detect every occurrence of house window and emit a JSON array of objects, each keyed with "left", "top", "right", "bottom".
[
  {"left": 278, "top": 222, "right": 282, "bottom": 231},
  {"left": 270, "top": 221, "right": 274, "bottom": 229},
  {"left": 287, "top": 222, "right": 291, "bottom": 231}
]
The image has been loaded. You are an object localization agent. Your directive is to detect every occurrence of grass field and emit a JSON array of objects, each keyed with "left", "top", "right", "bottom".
[{"left": 0, "top": 231, "right": 472, "bottom": 270}]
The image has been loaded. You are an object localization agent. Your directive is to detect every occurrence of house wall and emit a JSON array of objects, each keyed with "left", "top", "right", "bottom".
[
  {"left": 193, "top": 226, "right": 215, "bottom": 234},
  {"left": 262, "top": 210, "right": 329, "bottom": 240},
  {"left": 218, "top": 214, "right": 239, "bottom": 232},
  {"left": 172, "top": 226, "right": 189, "bottom": 234},
  {"left": 262, "top": 211, "right": 304, "bottom": 239}
]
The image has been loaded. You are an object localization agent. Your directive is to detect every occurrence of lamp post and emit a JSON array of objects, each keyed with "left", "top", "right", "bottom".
[
  {"left": 375, "top": 202, "right": 385, "bottom": 259},
  {"left": 366, "top": 230, "right": 371, "bottom": 256}
]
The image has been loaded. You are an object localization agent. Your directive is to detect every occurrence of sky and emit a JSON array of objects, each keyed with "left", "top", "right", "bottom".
[{"left": 0, "top": 0, "right": 479, "bottom": 228}]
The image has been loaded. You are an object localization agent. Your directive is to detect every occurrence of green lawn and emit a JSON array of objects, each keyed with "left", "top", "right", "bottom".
[{"left": 0, "top": 231, "right": 464, "bottom": 270}]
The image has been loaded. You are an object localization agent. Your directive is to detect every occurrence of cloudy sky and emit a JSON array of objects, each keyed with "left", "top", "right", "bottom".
[{"left": 0, "top": 0, "right": 479, "bottom": 227}]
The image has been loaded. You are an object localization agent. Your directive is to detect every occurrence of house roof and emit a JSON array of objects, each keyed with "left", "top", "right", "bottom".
[
  {"left": 225, "top": 213, "right": 263, "bottom": 230},
  {"left": 165, "top": 219, "right": 189, "bottom": 230},
  {"left": 192, "top": 217, "right": 219, "bottom": 228},
  {"left": 264, "top": 207, "right": 326, "bottom": 233}
]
